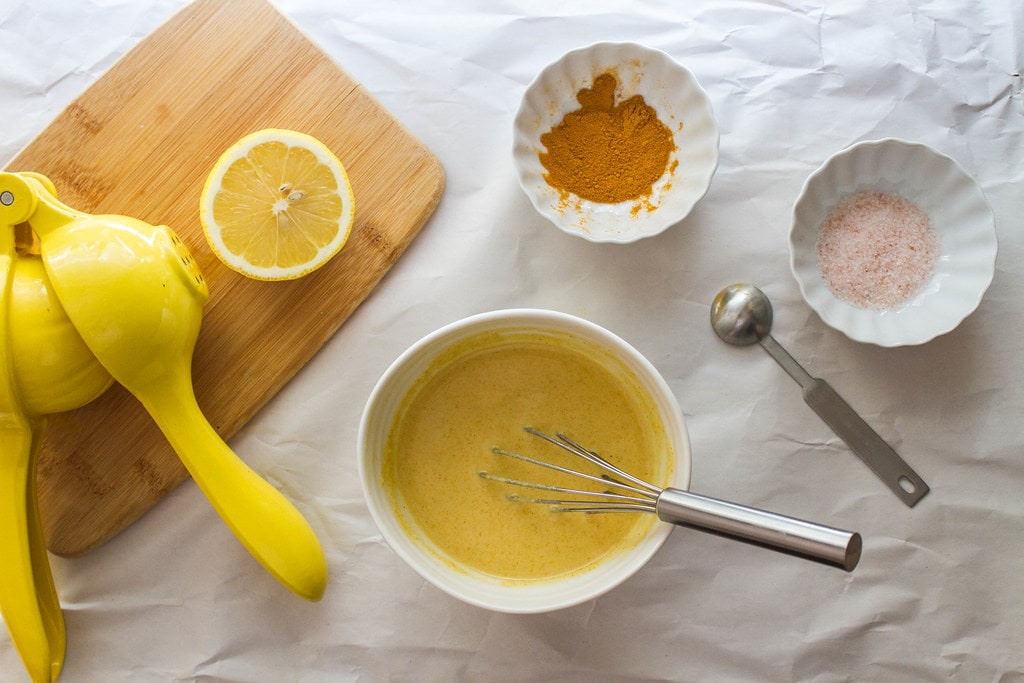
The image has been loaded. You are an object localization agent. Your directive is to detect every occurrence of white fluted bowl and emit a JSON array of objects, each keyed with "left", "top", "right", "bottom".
[
  {"left": 513, "top": 42, "right": 719, "bottom": 243},
  {"left": 789, "top": 138, "right": 997, "bottom": 347}
]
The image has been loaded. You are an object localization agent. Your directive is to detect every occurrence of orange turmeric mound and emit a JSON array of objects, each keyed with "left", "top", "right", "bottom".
[{"left": 539, "top": 72, "right": 674, "bottom": 204}]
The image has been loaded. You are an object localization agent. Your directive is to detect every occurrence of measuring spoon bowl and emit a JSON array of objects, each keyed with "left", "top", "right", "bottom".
[{"left": 710, "top": 282, "right": 773, "bottom": 346}]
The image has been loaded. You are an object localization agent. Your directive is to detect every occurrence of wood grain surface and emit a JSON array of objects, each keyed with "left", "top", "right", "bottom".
[{"left": 4, "top": 0, "right": 445, "bottom": 555}]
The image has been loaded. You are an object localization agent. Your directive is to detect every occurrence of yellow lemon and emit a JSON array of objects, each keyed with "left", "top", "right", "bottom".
[{"left": 200, "top": 129, "right": 355, "bottom": 280}]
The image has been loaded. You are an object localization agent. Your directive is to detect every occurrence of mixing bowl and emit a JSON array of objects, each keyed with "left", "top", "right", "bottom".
[{"left": 358, "top": 309, "right": 691, "bottom": 613}]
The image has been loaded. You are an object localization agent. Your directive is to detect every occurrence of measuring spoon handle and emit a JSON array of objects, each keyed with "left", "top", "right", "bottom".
[
  {"left": 758, "top": 335, "right": 929, "bottom": 507},
  {"left": 758, "top": 335, "right": 814, "bottom": 387},
  {"left": 757, "top": 335, "right": 933, "bottom": 507},
  {"left": 804, "top": 378, "right": 929, "bottom": 506}
]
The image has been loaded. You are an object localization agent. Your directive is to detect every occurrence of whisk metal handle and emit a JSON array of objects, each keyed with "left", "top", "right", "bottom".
[{"left": 656, "top": 488, "right": 862, "bottom": 571}]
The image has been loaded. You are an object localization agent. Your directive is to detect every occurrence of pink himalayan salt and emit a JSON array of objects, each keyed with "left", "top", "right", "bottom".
[{"left": 816, "top": 191, "right": 939, "bottom": 310}]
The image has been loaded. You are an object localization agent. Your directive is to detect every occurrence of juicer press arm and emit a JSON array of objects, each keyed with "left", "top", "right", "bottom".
[{"left": 0, "top": 171, "right": 66, "bottom": 683}]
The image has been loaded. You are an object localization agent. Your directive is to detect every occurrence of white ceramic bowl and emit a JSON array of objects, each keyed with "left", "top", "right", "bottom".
[
  {"left": 513, "top": 42, "right": 719, "bottom": 244},
  {"left": 789, "top": 138, "right": 997, "bottom": 347},
  {"left": 358, "top": 310, "right": 691, "bottom": 613}
]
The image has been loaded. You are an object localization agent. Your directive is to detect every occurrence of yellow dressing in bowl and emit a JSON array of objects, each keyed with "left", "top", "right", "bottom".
[{"left": 382, "top": 329, "right": 673, "bottom": 581}]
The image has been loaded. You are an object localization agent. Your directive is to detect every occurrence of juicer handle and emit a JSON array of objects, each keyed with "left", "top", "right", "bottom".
[
  {"left": 0, "top": 420, "right": 66, "bottom": 683},
  {"left": 143, "top": 377, "right": 328, "bottom": 602},
  {"left": 655, "top": 487, "right": 862, "bottom": 571}
]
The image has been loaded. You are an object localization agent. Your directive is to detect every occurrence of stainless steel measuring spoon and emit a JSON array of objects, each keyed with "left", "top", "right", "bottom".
[{"left": 710, "top": 283, "right": 929, "bottom": 507}]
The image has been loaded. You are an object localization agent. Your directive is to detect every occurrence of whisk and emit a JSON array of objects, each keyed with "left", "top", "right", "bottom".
[{"left": 480, "top": 428, "right": 861, "bottom": 571}]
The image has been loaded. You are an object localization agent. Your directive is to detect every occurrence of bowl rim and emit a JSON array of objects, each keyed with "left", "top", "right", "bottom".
[
  {"left": 788, "top": 136, "right": 998, "bottom": 347},
  {"left": 357, "top": 308, "right": 692, "bottom": 613},
  {"left": 512, "top": 41, "right": 720, "bottom": 244}
]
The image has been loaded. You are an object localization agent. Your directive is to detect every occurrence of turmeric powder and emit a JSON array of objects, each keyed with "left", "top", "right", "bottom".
[{"left": 539, "top": 71, "right": 675, "bottom": 205}]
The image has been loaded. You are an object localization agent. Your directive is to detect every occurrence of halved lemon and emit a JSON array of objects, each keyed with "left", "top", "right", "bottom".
[{"left": 200, "top": 129, "right": 355, "bottom": 281}]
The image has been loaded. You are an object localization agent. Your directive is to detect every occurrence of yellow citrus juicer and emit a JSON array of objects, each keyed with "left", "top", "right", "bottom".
[
  {"left": 1, "top": 172, "right": 117, "bottom": 682},
  {"left": 0, "top": 173, "right": 327, "bottom": 613},
  {"left": 7, "top": 171, "right": 328, "bottom": 603}
]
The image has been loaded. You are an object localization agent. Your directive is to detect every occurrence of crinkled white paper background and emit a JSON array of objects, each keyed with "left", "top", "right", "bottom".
[{"left": 2, "top": 1, "right": 1023, "bottom": 681}]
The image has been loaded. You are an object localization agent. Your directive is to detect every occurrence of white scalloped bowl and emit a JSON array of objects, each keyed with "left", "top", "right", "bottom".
[
  {"left": 789, "top": 138, "right": 997, "bottom": 347},
  {"left": 513, "top": 42, "right": 719, "bottom": 244},
  {"left": 358, "top": 310, "right": 691, "bottom": 613}
]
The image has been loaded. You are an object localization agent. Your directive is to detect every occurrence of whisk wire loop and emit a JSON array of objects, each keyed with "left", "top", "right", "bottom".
[
  {"left": 523, "top": 427, "right": 662, "bottom": 496},
  {"left": 512, "top": 497, "right": 658, "bottom": 514},
  {"left": 477, "top": 470, "right": 657, "bottom": 512},
  {"left": 486, "top": 447, "right": 655, "bottom": 501}
]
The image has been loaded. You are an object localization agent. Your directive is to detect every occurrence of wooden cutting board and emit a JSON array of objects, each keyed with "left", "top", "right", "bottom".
[{"left": 4, "top": 0, "right": 445, "bottom": 556}]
